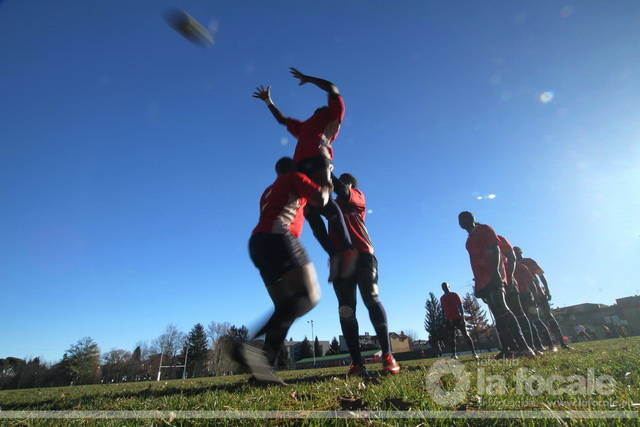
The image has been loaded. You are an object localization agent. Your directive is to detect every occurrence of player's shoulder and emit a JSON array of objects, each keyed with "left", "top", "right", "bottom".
[{"left": 350, "top": 188, "right": 365, "bottom": 203}]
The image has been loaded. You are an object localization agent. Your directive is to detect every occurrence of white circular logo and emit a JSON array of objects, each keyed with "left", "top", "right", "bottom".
[{"left": 424, "top": 359, "right": 470, "bottom": 406}]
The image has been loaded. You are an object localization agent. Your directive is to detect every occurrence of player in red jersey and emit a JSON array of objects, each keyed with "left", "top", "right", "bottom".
[
  {"left": 514, "top": 261, "right": 557, "bottom": 352},
  {"left": 235, "top": 157, "right": 330, "bottom": 385},
  {"left": 253, "top": 68, "right": 356, "bottom": 281},
  {"left": 440, "top": 282, "right": 479, "bottom": 360},
  {"left": 514, "top": 247, "right": 572, "bottom": 350},
  {"left": 458, "top": 212, "right": 535, "bottom": 358},
  {"left": 497, "top": 235, "right": 540, "bottom": 354},
  {"left": 320, "top": 173, "right": 400, "bottom": 376}
]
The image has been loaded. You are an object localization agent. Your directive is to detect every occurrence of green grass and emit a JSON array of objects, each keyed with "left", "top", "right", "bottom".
[{"left": 1, "top": 337, "right": 639, "bottom": 426}]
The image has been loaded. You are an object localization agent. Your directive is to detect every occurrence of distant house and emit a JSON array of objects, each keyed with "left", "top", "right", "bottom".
[
  {"left": 553, "top": 295, "right": 640, "bottom": 340},
  {"left": 339, "top": 331, "right": 413, "bottom": 354},
  {"left": 281, "top": 339, "right": 330, "bottom": 369}
]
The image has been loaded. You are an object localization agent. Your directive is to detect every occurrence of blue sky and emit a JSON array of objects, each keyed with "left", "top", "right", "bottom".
[{"left": 1, "top": 0, "right": 639, "bottom": 362}]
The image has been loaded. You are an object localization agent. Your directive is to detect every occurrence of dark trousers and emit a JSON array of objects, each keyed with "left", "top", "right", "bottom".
[
  {"left": 519, "top": 292, "right": 554, "bottom": 348},
  {"left": 333, "top": 253, "right": 390, "bottom": 365},
  {"left": 445, "top": 317, "right": 477, "bottom": 356},
  {"left": 537, "top": 295, "right": 566, "bottom": 345},
  {"left": 505, "top": 288, "right": 535, "bottom": 349},
  {"left": 482, "top": 286, "right": 530, "bottom": 352}
]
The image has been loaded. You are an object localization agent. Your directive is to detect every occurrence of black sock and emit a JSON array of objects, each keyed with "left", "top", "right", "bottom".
[{"left": 366, "top": 298, "right": 391, "bottom": 354}]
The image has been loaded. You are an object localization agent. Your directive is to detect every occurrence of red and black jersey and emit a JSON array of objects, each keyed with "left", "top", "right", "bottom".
[
  {"left": 252, "top": 172, "right": 319, "bottom": 238},
  {"left": 497, "top": 235, "right": 516, "bottom": 291},
  {"left": 286, "top": 94, "right": 345, "bottom": 162},
  {"left": 465, "top": 224, "right": 507, "bottom": 292},
  {"left": 514, "top": 262, "right": 536, "bottom": 294},
  {"left": 330, "top": 188, "right": 374, "bottom": 253},
  {"left": 520, "top": 257, "right": 544, "bottom": 276},
  {"left": 440, "top": 292, "right": 463, "bottom": 321}
]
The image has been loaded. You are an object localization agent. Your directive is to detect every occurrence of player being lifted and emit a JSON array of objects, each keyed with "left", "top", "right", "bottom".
[
  {"left": 253, "top": 68, "right": 357, "bottom": 281},
  {"left": 458, "top": 211, "right": 536, "bottom": 358},
  {"left": 319, "top": 173, "right": 400, "bottom": 376},
  {"left": 235, "top": 157, "right": 330, "bottom": 385}
]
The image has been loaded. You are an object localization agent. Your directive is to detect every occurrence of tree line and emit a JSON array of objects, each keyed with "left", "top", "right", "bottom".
[{"left": 0, "top": 322, "right": 345, "bottom": 390}]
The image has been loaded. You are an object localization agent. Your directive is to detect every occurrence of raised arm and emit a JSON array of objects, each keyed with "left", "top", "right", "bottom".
[
  {"left": 290, "top": 67, "right": 340, "bottom": 96},
  {"left": 538, "top": 273, "right": 551, "bottom": 300},
  {"left": 504, "top": 247, "right": 516, "bottom": 287},
  {"left": 252, "top": 85, "right": 286, "bottom": 125}
]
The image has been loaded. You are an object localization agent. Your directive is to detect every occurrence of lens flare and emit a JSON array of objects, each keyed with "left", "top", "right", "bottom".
[{"left": 539, "top": 92, "right": 554, "bottom": 103}]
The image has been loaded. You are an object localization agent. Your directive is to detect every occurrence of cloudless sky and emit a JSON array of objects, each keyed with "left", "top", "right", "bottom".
[{"left": 2, "top": 0, "right": 639, "bottom": 362}]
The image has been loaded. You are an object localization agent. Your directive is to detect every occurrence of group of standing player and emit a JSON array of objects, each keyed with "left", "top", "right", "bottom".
[
  {"left": 441, "top": 211, "right": 572, "bottom": 359},
  {"left": 235, "top": 69, "right": 399, "bottom": 385}
]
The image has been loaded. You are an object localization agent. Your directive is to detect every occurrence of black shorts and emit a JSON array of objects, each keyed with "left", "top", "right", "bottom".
[
  {"left": 249, "top": 232, "right": 310, "bottom": 287},
  {"left": 445, "top": 317, "right": 466, "bottom": 331},
  {"left": 296, "top": 155, "right": 331, "bottom": 180},
  {"left": 356, "top": 252, "right": 378, "bottom": 283},
  {"left": 475, "top": 280, "right": 503, "bottom": 300}
]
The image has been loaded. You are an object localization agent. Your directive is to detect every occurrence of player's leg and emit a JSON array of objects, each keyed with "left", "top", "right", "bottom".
[
  {"left": 245, "top": 233, "right": 320, "bottom": 383},
  {"left": 505, "top": 289, "right": 536, "bottom": 351},
  {"left": 333, "top": 274, "right": 363, "bottom": 372},
  {"left": 456, "top": 319, "right": 478, "bottom": 358},
  {"left": 447, "top": 320, "right": 458, "bottom": 358},
  {"left": 538, "top": 296, "right": 571, "bottom": 349},
  {"left": 521, "top": 298, "right": 546, "bottom": 351},
  {"left": 521, "top": 294, "right": 555, "bottom": 350},
  {"left": 259, "top": 263, "right": 320, "bottom": 365},
  {"left": 356, "top": 254, "right": 399, "bottom": 373},
  {"left": 298, "top": 156, "right": 356, "bottom": 279},
  {"left": 484, "top": 287, "right": 535, "bottom": 357}
]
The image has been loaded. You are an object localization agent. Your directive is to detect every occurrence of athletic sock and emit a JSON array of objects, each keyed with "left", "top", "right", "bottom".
[
  {"left": 366, "top": 299, "right": 391, "bottom": 354},
  {"left": 340, "top": 312, "right": 363, "bottom": 365}
]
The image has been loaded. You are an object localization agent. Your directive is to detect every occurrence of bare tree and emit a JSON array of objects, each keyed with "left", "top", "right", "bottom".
[
  {"left": 207, "top": 322, "right": 233, "bottom": 376},
  {"left": 154, "top": 324, "right": 185, "bottom": 360},
  {"left": 404, "top": 329, "right": 419, "bottom": 342}
]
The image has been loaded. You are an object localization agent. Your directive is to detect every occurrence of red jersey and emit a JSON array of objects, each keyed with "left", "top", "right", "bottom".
[
  {"left": 440, "top": 292, "right": 463, "bottom": 321},
  {"left": 497, "top": 235, "right": 516, "bottom": 291},
  {"left": 330, "top": 188, "right": 374, "bottom": 253},
  {"left": 286, "top": 94, "right": 345, "bottom": 162},
  {"left": 465, "top": 224, "right": 506, "bottom": 292},
  {"left": 514, "top": 262, "right": 535, "bottom": 294},
  {"left": 520, "top": 257, "right": 544, "bottom": 276},
  {"left": 252, "top": 172, "right": 319, "bottom": 238}
]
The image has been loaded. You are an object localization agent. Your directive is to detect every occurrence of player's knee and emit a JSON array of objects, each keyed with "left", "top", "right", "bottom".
[
  {"left": 339, "top": 305, "right": 355, "bottom": 319},
  {"left": 363, "top": 293, "right": 381, "bottom": 309}
]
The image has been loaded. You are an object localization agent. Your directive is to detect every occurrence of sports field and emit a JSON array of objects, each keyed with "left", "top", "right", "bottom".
[{"left": 1, "top": 337, "right": 638, "bottom": 425}]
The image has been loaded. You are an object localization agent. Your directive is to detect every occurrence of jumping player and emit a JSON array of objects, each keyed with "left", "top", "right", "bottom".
[
  {"left": 497, "top": 235, "right": 540, "bottom": 354},
  {"left": 440, "top": 282, "right": 479, "bottom": 360},
  {"left": 458, "top": 212, "right": 535, "bottom": 358},
  {"left": 513, "top": 246, "right": 572, "bottom": 350},
  {"left": 236, "top": 157, "right": 330, "bottom": 385},
  {"left": 325, "top": 173, "right": 400, "bottom": 376},
  {"left": 252, "top": 68, "right": 357, "bottom": 281}
]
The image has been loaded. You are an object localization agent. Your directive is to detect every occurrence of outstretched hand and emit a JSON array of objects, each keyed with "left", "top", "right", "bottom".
[
  {"left": 252, "top": 85, "right": 272, "bottom": 103},
  {"left": 290, "top": 67, "right": 309, "bottom": 85}
]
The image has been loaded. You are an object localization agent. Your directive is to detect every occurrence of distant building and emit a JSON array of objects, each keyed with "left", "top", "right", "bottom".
[
  {"left": 339, "top": 331, "right": 412, "bottom": 354},
  {"left": 296, "top": 349, "right": 381, "bottom": 369},
  {"left": 281, "top": 339, "right": 330, "bottom": 369},
  {"left": 553, "top": 295, "right": 640, "bottom": 340}
]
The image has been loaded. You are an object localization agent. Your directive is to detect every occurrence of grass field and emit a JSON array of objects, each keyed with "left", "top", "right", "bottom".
[{"left": 1, "top": 337, "right": 639, "bottom": 425}]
